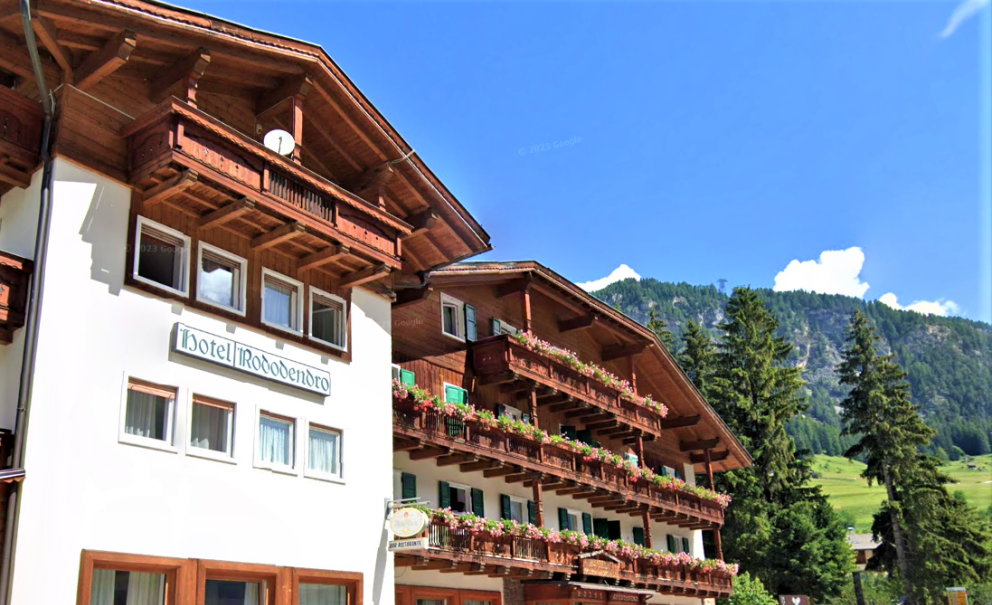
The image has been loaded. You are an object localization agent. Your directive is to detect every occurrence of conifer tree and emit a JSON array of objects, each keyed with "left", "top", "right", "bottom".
[
  {"left": 647, "top": 308, "right": 675, "bottom": 353},
  {"left": 678, "top": 319, "right": 716, "bottom": 399}
]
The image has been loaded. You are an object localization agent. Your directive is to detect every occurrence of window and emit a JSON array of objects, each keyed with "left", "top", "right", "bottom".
[
  {"left": 258, "top": 412, "right": 295, "bottom": 470},
  {"left": 134, "top": 216, "right": 189, "bottom": 295},
  {"left": 506, "top": 496, "right": 526, "bottom": 523},
  {"left": 197, "top": 243, "right": 246, "bottom": 314},
  {"left": 190, "top": 395, "right": 234, "bottom": 459},
  {"left": 90, "top": 569, "right": 165, "bottom": 605},
  {"left": 310, "top": 287, "right": 347, "bottom": 349},
  {"left": 496, "top": 404, "right": 523, "bottom": 421},
  {"left": 566, "top": 510, "right": 580, "bottom": 531},
  {"left": 441, "top": 481, "right": 482, "bottom": 514},
  {"left": 307, "top": 424, "right": 342, "bottom": 480},
  {"left": 624, "top": 452, "right": 639, "bottom": 465},
  {"left": 262, "top": 269, "right": 302, "bottom": 333},
  {"left": 440, "top": 294, "right": 465, "bottom": 340},
  {"left": 392, "top": 365, "right": 415, "bottom": 386},
  {"left": 491, "top": 318, "right": 519, "bottom": 336},
  {"left": 204, "top": 579, "right": 266, "bottom": 605},
  {"left": 121, "top": 379, "right": 176, "bottom": 448},
  {"left": 448, "top": 484, "right": 469, "bottom": 513},
  {"left": 300, "top": 584, "right": 347, "bottom": 605}
]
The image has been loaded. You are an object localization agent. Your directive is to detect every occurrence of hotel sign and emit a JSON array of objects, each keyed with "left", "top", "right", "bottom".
[
  {"left": 172, "top": 323, "right": 331, "bottom": 396},
  {"left": 388, "top": 537, "right": 428, "bottom": 552}
]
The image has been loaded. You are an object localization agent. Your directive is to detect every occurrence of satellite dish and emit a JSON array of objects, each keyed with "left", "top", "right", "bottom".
[{"left": 263, "top": 129, "right": 296, "bottom": 156}]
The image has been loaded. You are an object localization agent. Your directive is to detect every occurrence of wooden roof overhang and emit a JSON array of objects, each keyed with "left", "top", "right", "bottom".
[
  {"left": 0, "top": 0, "right": 491, "bottom": 272},
  {"left": 426, "top": 261, "right": 752, "bottom": 473},
  {"left": 0, "top": 86, "right": 43, "bottom": 196},
  {"left": 0, "top": 250, "right": 33, "bottom": 345}
]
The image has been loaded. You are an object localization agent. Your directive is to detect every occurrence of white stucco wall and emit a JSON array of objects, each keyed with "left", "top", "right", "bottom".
[{"left": 9, "top": 159, "right": 395, "bottom": 604}]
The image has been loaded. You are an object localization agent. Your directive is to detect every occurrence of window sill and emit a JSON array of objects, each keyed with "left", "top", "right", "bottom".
[
  {"left": 303, "top": 470, "right": 345, "bottom": 485},
  {"left": 133, "top": 274, "right": 188, "bottom": 299},
  {"left": 119, "top": 434, "right": 179, "bottom": 454},
  {"left": 262, "top": 320, "right": 304, "bottom": 337},
  {"left": 310, "top": 337, "right": 347, "bottom": 352},
  {"left": 254, "top": 462, "right": 299, "bottom": 476},
  {"left": 442, "top": 331, "right": 466, "bottom": 343},
  {"left": 197, "top": 297, "right": 247, "bottom": 317},
  {"left": 187, "top": 446, "right": 237, "bottom": 465}
]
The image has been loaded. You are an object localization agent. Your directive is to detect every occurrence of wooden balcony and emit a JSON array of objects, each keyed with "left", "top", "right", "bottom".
[
  {"left": 123, "top": 98, "right": 412, "bottom": 274},
  {"left": 394, "top": 400, "right": 725, "bottom": 529},
  {"left": 0, "top": 87, "right": 43, "bottom": 194},
  {"left": 472, "top": 335, "right": 666, "bottom": 437},
  {"left": 0, "top": 250, "right": 33, "bottom": 345},
  {"left": 394, "top": 517, "right": 734, "bottom": 598}
]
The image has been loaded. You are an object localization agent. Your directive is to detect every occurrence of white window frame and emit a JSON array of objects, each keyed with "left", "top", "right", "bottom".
[
  {"left": 254, "top": 409, "right": 299, "bottom": 475},
  {"left": 565, "top": 507, "right": 584, "bottom": 532},
  {"left": 494, "top": 319, "right": 520, "bottom": 336},
  {"left": 499, "top": 403, "right": 524, "bottom": 421},
  {"left": 261, "top": 268, "right": 304, "bottom": 335},
  {"left": 118, "top": 376, "right": 179, "bottom": 454},
  {"left": 186, "top": 394, "right": 236, "bottom": 464},
  {"left": 391, "top": 364, "right": 402, "bottom": 382},
  {"left": 133, "top": 216, "right": 190, "bottom": 296},
  {"left": 440, "top": 293, "right": 466, "bottom": 342},
  {"left": 308, "top": 286, "right": 348, "bottom": 350},
  {"left": 508, "top": 495, "right": 528, "bottom": 524},
  {"left": 304, "top": 420, "right": 344, "bottom": 483},
  {"left": 196, "top": 242, "right": 247, "bottom": 315},
  {"left": 442, "top": 382, "right": 469, "bottom": 405},
  {"left": 447, "top": 481, "right": 471, "bottom": 513}
]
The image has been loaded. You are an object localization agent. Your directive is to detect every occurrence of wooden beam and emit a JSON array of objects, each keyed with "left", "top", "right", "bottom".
[
  {"left": 75, "top": 29, "right": 136, "bottom": 91},
  {"left": 393, "top": 286, "right": 432, "bottom": 310},
  {"left": 31, "top": 16, "right": 72, "bottom": 82},
  {"left": 141, "top": 169, "right": 198, "bottom": 208},
  {"left": 558, "top": 314, "right": 597, "bottom": 333},
  {"left": 401, "top": 209, "right": 438, "bottom": 239},
  {"left": 680, "top": 438, "right": 720, "bottom": 452},
  {"left": 342, "top": 163, "right": 394, "bottom": 196},
  {"left": 256, "top": 73, "right": 314, "bottom": 115},
  {"left": 250, "top": 221, "right": 306, "bottom": 250},
  {"left": 601, "top": 341, "right": 650, "bottom": 362},
  {"left": 564, "top": 408, "right": 607, "bottom": 421},
  {"left": 436, "top": 453, "right": 477, "bottom": 467},
  {"left": 459, "top": 460, "right": 497, "bottom": 473},
  {"left": 198, "top": 197, "right": 254, "bottom": 230},
  {"left": 585, "top": 419, "right": 618, "bottom": 431},
  {"left": 408, "top": 446, "right": 448, "bottom": 461},
  {"left": 149, "top": 46, "right": 210, "bottom": 103},
  {"left": 0, "top": 29, "right": 59, "bottom": 83},
  {"left": 0, "top": 163, "right": 30, "bottom": 190},
  {"left": 494, "top": 278, "right": 530, "bottom": 299},
  {"left": 483, "top": 465, "right": 519, "bottom": 479},
  {"left": 690, "top": 449, "right": 730, "bottom": 464},
  {"left": 298, "top": 244, "right": 350, "bottom": 271},
  {"left": 661, "top": 415, "right": 701, "bottom": 430},
  {"left": 504, "top": 472, "right": 539, "bottom": 484},
  {"left": 340, "top": 263, "right": 390, "bottom": 289}
]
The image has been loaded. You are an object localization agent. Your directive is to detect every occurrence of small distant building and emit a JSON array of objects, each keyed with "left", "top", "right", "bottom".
[{"left": 848, "top": 532, "right": 881, "bottom": 567}]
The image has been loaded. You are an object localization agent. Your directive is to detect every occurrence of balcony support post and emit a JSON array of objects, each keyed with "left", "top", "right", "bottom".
[
  {"left": 528, "top": 386, "right": 539, "bottom": 429},
  {"left": 642, "top": 509, "right": 653, "bottom": 549},
  {"left": 531, "top": 476, "right": 545, "bottom": 528},
  {"left": 704, "top": 448, "right": 725, "bottom": 560},
  {"left": 522, "top": 279, "right": 533, "bottom": 332}
]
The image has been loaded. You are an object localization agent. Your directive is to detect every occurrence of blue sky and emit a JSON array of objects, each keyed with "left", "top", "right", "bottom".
[{"left": 181, "top": 0, "right": 990, "bottom": 321}]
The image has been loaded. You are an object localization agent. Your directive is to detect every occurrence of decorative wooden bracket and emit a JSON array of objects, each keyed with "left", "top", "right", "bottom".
[
  {"left": 690, "top": 449, "right": 730, "bottom": 464},
  {"left": 256, "top": 73, "right": 314, "bottom": 115},
  {"left": 76, "top": 29, "right": 136, "bottom": 91},
  {"left": 401, "top": 209, "right": 438, "bottom": 239},
  {"left": 558, "top": 314, "right": 597, "bottom": 333},
  {"left": 298, "top": 244, "right": 350, "bottom": 271},
  {"left": 198, "top": 197, "right": 254, "bottom": 230},
  {"left": 495, "top": 278, "right": 531, "bottom": 299},
  {"left": 141, "top": 169, "right": 198, "bottom": 208},
  {"left": 661, "top": 415, "right": 701, "bottom": 430},
  {"left": 393, "top": 286, "right": 432, "bottom": 309},
  {"left": 601, "top": 341, "right": 649, "bottom": 362},
  {"left": 340, "top": 263, "right": 390, "bottom": 289},
  {"left": 679, "top": 437, "right": 720, "bottom": 452},
  {"left": 342, "top": 163, "right": 394, "bottom": 209},
  {"left": 250, "top": 221, "right": 306, "bottom": 250},
  {"left": 149, "top": 46, "right": 211, "bottom": 104}
]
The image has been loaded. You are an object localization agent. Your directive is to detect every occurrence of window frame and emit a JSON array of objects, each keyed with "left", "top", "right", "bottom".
[
  {"left": 196, "top": 559, "right": 277, "bottom": 605},
  {"left": 195, "top": 242, "right": 247, "bottom": 315},
  {"left": 133, "top": 215, "right": 191, "bottom": 297},
  {"left": 447, "top": 481, "right": 471, "bottom": 514},
  {"left": 77, "top": 550, "right": 192, "bottom": 605},
  {"left": 304, "top": 421, "right": 344, "bottom": 483},
  {"left": 255, "top": 410, "right": 298, "bottom": 475},
  {"left": 261, "top": 268, "right": 304, "bottom": 335},
  {"left": 118, "top": 377, "right": 178, "bottom": 453},
  {"left": 292, "top": 568, "right": 362, "bottom": 605},
  {"left": 507, "top": 495, "right": 527, "bottom": 524},
  {"left": 308, "top": 286, "right": 348, "bottom": 351},
  {"left": 565, "top": 507, "right": 583, "bottom": 532},
  {"left": 439, "top": 293, "right": 466, "bottom": 342},
  {"left": 186, "top": 394, "right": 236, "bottom": 464}
]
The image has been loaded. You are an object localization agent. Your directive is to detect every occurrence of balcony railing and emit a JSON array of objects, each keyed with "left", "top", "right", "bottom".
[
  {"left": 395, "top": 517, "right": 734, "bottom": 598},
  {"left": 471, "top": 335, "right": 666, "bottom": 436},
  {"left": 394, "top": 399, "right": 725, "bottom": 529},
  {"left": 0, "top": 250, "right": 33, "bottom": 345}
]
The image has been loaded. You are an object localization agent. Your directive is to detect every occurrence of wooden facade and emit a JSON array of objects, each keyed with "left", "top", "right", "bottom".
[{"left": 0, "top": 250, "right": 32, "bottom": 345}]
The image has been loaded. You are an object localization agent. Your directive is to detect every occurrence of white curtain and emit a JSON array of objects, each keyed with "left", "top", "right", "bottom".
[
  {"left": 91, "top": 570, "right": 117, "bottom": 605},
  {"left": 308, "top": 429, "right": 339, "bottom": 475},
  {"left": 126, "top": 572, "right": 164, "bottom": 605},
  {"left": 312, "top": 300, "right": 342, "bottom": 344},
  {"left": 243, "top": 582, "right": 260, "bottom": 605},
  {"left": 192, "top": 404, "right": 229, "bottom": 453},
  {"left": 125, "top": 392, "right": 166, "bottom": 439},
  {"left": 201, "top": 255, "right": 235, "bottom": 307},
  {"left": 264, "top": 282, "right": 293, "bottom": 327},
  {"left": 260, "top": 416, "right": 292, "bottom": 465},
  {"left": 300, "top": 584, "right": 346, "bottom": 605}
]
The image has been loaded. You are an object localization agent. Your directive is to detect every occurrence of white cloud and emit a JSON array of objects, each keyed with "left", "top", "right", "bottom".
[
  {"left": 773, "top": 247, "right": 871, "bottom": 297},
  {"left": 878, "top": 293, "right": 962, "bottom": 317},
  {"left": 939, "top": 0, "right": 989, "bottom": 38},
  {"left": 577, "top": 264, "right": 641, "bottom": 292}
]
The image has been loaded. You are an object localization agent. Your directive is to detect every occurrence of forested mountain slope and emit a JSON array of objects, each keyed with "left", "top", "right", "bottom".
[{"left": 594, "top": 279, "right": 992, "bottom": 458}]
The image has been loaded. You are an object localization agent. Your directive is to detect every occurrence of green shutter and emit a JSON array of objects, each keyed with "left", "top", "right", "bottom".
[
  {"left": 576, "top": 429, "right": 592, "bottom": 445},
  {"left": 500, "top": 494, "right": 512, "bottom": 520},
  {"left": 528, "top": 500, "right": 537, "bottom": 524},
  {"left": 465, "top": 305, "right": 477, "bottom": 341},
  {"left": 444, "top": 385, "right": 466, "bottom": 404},
  {"left": 608, "top": 520, "right": 622, "bottom": 540},
  {"left": 522, "top": 413, "right": 531, "bottom": 425},
  {"left": 558, "top": 507, "right": 570, "bottom": 531},
  {"left": 560, "top": 425, "right": 577, "bottom": 440},
  {"left": 667, "top": 534, "right": 677, "bottom": 552},
  {"left": 471, "top": 488, "right": 485, "bottom": 516},
  {"left": 491, "top": 318, "right": 501, "bottom": 336},
  {"left": 593, "top": 518, "right": 610, "bottom": 539},
  {"left": 401, "top": 473, "right": 417, "bottom": 500},
  {"left": 682, "top": 537, "right": 690, "bottom": 553},
  {"left": 439, "top": 481, "right": 451, "bottom": 509},
  {"left": 633, "top": 527, "right": 645, "bottom": 546},
  {"left": 582, "top": 513, "right": 593, "bottom": 535},
  {"left": 400, "top": 369, "right": 416, "bottom": 386}
]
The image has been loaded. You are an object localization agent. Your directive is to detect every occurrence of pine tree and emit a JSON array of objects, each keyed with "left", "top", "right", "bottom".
[
  {"left": 647, "top": 308, "right": 675, "bottom": 353},
  {"left": 678, "top": 319, "right": 716, "bottom": 398}
]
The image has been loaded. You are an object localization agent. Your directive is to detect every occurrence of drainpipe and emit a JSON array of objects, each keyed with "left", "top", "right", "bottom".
[{"left": 0, "top": 1, "right": 55, "bottom": 603}]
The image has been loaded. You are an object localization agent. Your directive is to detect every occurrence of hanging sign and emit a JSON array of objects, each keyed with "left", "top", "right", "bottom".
[
  {"left": 390, "top": 508, "right": 428, "bottom": 538},
  {"left": 388, "top": 537, "right": 428, "bottom": 552},
  {"left": 172, "top": 323, "right": 331, "bottom": 396}
]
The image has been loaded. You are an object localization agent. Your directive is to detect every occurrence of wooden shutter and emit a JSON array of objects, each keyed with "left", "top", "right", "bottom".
[
  {"left": 633, "top": 527, "right": 645, "bottom": 546},
  {"left": 444, "top": 385, "right": 466, "bottom": 404},
  {"left": 400, "top": 369, "right": 416, "bottom": 386},
  {"left": 682, "top": 537, "right": 690, "bottom": 553},
  {"left": 560, "top": 425, "right": 577, "bottom": 440},
  {"left": 471, "top": 488, "right": 485, "bottom": 516},
  {"left": 608, "top": 520, "right": 622, "bottom": 540},
  {"left": 528, "top": 500, "right": 537, "bottom": 524},
  {"left": 667, "top": 534, "right": 677, "bottom": 552},
  {"left": 491, "top": 318, "right": 501, "bottom": 336},
  {"left": 582, "top": 513, "right": 593, "bottom": 535},
  {"left": 558, "top": 507, "right": 570, "bottom": 531},
  {"left": 439, "top": 481, "right": 451, "bottom": 509},
  {"left": 593, "top": 518, "right": 609, "bottom": 539},
  {"left": 465, "top": 304, "right": 477, "bottom": 341},
  {"left": 401, "top": 473, "right": 417, "bottom": 500},
  {"left": 500, "top": 494, "right": 512, "bottom": 520}
]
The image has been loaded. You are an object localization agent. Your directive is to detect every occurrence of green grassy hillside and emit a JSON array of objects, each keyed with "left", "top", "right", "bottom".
[{"left": 811, "top": 454, "right": 992, "bottom": 531}]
